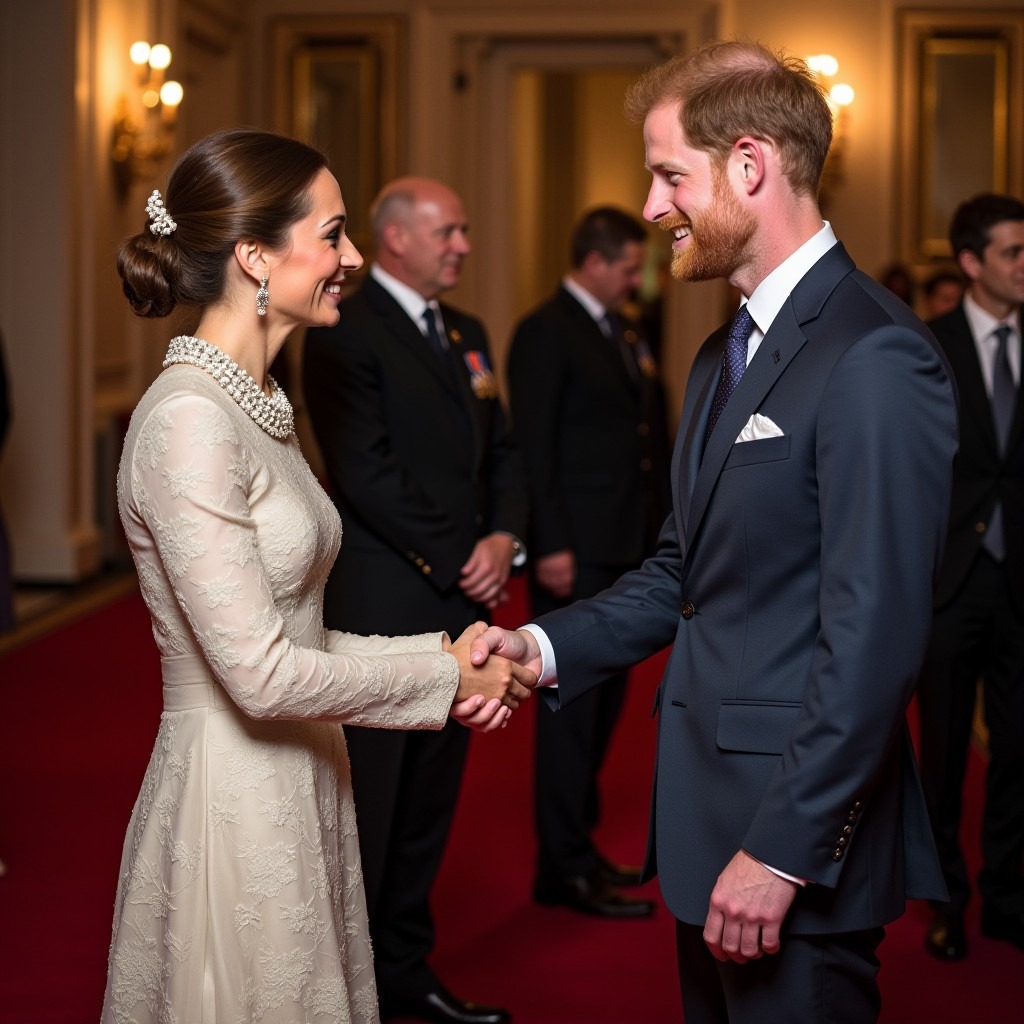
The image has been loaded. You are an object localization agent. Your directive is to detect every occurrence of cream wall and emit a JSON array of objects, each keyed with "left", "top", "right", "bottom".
[{"left": 0, "top": 0, "right": 1021, "bottom": 582}]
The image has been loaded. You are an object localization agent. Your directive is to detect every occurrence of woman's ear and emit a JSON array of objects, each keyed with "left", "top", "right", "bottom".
[{"left": 233, "top": 241, "right": 270, "bottom": 284}]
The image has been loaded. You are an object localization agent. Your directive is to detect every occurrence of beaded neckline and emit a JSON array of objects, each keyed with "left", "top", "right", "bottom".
[{"left": 163, "top": 335, "right": 294, "bottom": 439}]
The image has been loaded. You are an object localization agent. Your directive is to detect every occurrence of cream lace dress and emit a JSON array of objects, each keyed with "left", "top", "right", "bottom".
[{"left": 100, "top": 361, "right": 459, "bottom": 1024}]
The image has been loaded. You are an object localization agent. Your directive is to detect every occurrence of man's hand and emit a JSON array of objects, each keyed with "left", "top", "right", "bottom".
[
  {"left": 469, "top": 625, "right": 544, "bottom": 681},
  {"left": 535, "top": 550, "right": 575, "bottom": 599},
  {"left": 459, "top": 533, "right": 515, "bottom": 608},
  {"left": 448, "top": 621, "right": 537, "bottom": 710},
  {"left": 703, "top": 850, "right": 798, "bottom": 963}
]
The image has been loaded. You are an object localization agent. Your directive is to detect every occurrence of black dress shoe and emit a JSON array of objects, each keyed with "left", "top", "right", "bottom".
[
  {"left": 533, "top": 868, "right": 654, "bottom": 918},
  {"left": 598, "top": 855, "right": 644, "bottom": 888},
  {"left": 924, "top": 909, "right": 967, "bottom": 961},
  {"left": 381, "top": 985, "right": 511, "bottom": 1024},
  {"left": 981, "top": 907, "right": 1024, "bottom": 951}
]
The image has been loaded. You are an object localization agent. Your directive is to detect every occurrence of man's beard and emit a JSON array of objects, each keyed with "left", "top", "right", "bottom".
[{"left": 663, "top": 175, "right": 756, "bottom": 282}]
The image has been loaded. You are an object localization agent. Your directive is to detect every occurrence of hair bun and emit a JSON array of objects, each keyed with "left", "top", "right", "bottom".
[{"left": 116, "top": 233, "right": 178, "bottom": 318}]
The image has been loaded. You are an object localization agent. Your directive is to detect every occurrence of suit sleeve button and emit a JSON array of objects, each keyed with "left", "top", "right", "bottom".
[
  {"left": 832, "top": 849, "right": 843, "bottom": 861},
  {"left": 975, "top": 521, "right": 987, "bottom": 534},
  {"left": 422, "top": 565, "right": 432, "bottom": 575},
  {"left": 681, "top": 601, "right": 695, "bottom": 620}
]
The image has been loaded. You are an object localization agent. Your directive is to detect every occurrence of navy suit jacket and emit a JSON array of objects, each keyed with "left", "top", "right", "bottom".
[{"left": 537, "top": 244, "right": 958, "bottom": 933}]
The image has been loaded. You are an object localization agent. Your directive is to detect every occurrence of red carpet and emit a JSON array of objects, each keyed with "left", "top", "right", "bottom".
[{"left": 1, "top": 582, "right": 1021, "bottom": 1022}]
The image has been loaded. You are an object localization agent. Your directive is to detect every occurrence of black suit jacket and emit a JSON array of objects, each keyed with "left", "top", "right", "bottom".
[
  {"left": 928, "top": 305, "right": 1024, "bottom": 607},
  {"left": 507, "top": 287, "right": 670, "bottom": 566},
  {"left": 302, "top": 273, "right": 528, "bottom": 636}
]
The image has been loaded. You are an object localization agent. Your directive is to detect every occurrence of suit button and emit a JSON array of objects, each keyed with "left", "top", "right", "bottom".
[
  {"left": 853, "top": 801, "right": 863, "bottom": 811},
  {"left": 842, "top": 825, "right": 852, "bottom": 836},
  {"left": 832, "top": 849, "right": 843, "bottom": 861},
  {"left": 837, "top": 836, "right": 847, "bottom": 848},
  {"left": 681, "top": 601, "right": 695, "bottom": 619},
  {"left": 640, "top": 457, "right": 652, "bottom": 472},
  {"left": 975, "top": 521, "right": 987, "bottom": 534},
  {"left": 637, "top": 423, "right": 650, "bottom": 437}
]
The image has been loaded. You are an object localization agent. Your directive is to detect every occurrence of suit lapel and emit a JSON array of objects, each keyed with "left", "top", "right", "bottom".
[
  {"left": 559, "top": 289, "right": 640, "bottom": 405},
  {"left": 682, "top": 244, "right": 854, "bottom": 559},
  {"left": 943, "top": 309, "right": 1000, "bottom": 455},
  {"left": 364, "top": 276, "right": 464, "bottom": 398}
]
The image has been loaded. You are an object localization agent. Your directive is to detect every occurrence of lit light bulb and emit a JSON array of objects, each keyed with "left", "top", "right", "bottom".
[
  {"left": 830, "top": 83, "right": 855, "bottom": 107},
  {"left": 807, "top": 54, "right": 839, "bottom": 78},
  {"left": 129, "top": 41, "right": 151, "bottom": 65},
  {"left": 160, "top": 81, "right": 183, "bottom": 107},
  {"left": 142, "top": 89, "right": 161, "bottom": 109},
  {"left": 148, "top": 44, "right": 172, "bottom": 70}
]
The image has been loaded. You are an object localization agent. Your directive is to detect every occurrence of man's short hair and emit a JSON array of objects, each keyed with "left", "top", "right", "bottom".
[
  {"left": 949, "top": 193, "right": 1024, "bottom": 260},
  {"left": 624, "top": 39, "right": 833, "bottom": 199},
  {"left": 570, "top": 207, "right": 647, "bottom": 268}
]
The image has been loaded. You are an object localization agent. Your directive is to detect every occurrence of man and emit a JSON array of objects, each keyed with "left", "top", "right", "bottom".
[
  {"left": 507, "top": 207, "right": 669, "bottom": 918},
  {"left": 303, "top": 178, "right": 527, "bottom": 1024},
  {"left": 472, "top": 41, "right": 958, "bottom": 1022},
  {"left": 918, "top": 193, "right": 1024, "bottom": 962}
]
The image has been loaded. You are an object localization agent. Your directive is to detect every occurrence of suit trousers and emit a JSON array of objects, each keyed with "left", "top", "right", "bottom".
[
  {"left": 675, "top": 921, "right": 885, "bottom": 1024},
  {"left": 917, "top": 551, "right": 1024, "bottom": 916},
  {"left": 344, "top": 718, "right": 471, "bottom": 998},
  {"left": 531, "top": 562, "right": 631, "bottom": 880}
]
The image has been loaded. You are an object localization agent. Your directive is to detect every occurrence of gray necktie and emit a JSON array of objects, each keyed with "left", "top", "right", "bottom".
[
  {"left": 704, "top": 305, "right": 754, "bottom": 448},
  {"left": 991, "top": 324, "right": 1016, "bottom": 452},
  {"left": 984, "top": 324, "right": 1016, "bottom": 561}
]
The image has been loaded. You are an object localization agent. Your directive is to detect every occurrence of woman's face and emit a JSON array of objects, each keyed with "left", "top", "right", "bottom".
[{"left": 268, "top": 167, "right": 362, "bottom": 329}]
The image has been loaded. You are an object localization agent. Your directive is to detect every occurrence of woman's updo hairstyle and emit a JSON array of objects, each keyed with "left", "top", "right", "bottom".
[{"left": 116, "top": 127, "right": 328, "bottom": 318}]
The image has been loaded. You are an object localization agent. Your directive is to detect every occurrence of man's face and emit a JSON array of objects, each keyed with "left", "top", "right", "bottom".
[
  {"left": 962, "top": 219, "right": 1024, "bottom": 315},
  {"left": 396, "top": 186, "right": 471, "bottom": 299},
  {"left": 588, "top": 241, "right": 645, "bottom": 310},
  {"left": 642, "top": 102, "right": 755, "bottom": 284}
]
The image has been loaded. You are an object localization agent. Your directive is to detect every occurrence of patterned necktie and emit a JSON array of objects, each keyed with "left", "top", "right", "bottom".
[
  {"left": 422, "top": 306, "right": 447, "bottom": 363},
  {"left": 984, "top": 324, "right": 1017, "bottom": 561},
  {"left": 704, "top": 305, "right": 754, "bottom": 448}
]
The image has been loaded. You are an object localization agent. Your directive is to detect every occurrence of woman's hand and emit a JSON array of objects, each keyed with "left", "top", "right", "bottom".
[
  {"left": 449, "top": 695, "right": 512, "bottom": 732},
  {"left": 447, "top": 621, "right": 537, "bottom": 711}
]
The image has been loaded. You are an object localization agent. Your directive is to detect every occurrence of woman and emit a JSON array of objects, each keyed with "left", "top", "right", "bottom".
[{"left": 101, "top": 128, "right": 533, "bottom": 1024}]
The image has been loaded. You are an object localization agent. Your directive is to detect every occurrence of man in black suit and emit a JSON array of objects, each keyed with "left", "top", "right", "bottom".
[
  {"left": 919, "top": 192, "right": 1024, "bottom": 962},
  {"left": 472, "top": 41, "right": 957, "bottom": 1022},
  {"left": 507, "top": 207, "right": 669, "bottom": 918},
  {"left": 303, "top": 178, "right": 527, "bottom": 1024}
]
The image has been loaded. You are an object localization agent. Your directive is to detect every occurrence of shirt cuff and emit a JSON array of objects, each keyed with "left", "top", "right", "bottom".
[
  {"left": 520, "top": 623, "right": 558, "bottom": 686},
  {"left": 754, "top": 857, "right": 808, "bottom": 887}
]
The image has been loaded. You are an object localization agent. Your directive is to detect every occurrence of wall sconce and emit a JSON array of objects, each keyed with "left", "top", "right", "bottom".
[
  {"left": 110, "top": 41, "right": 184, "bottom": 200},
  {"left": 806, "top": 54, "right": 855, "bottom": 210}
]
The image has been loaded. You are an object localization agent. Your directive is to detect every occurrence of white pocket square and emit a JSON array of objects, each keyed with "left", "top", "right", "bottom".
[{"left": 736, "top": 413, "right": 784, "bottom": 443}]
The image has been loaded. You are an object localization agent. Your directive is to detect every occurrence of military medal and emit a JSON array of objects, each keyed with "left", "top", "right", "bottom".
[{"left": 463, "top": 350, "right": 498, "bottom": 398}]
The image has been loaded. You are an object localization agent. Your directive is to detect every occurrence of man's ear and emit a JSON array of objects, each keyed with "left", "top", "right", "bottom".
[
  {"left": 379, "top": 221, "right": 406, "bottom": 258},
  {"left": 730, "top": 137, "right": 766, "bottom": 195},
  {"left": 957, "top": 248, "right": 982, "bottom": 283},
  {"left": 233, "top": 241, "right": 270, "bottom": 284}
]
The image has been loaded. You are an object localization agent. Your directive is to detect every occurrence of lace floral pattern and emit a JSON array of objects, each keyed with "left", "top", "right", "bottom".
[{"left": 101, "top": 365, "right": 460, "bottom": 1023}]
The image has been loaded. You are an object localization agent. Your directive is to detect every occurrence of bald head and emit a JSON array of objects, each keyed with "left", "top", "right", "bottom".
[{"left": 371, "top": 177, "right": 471, "bottom": 299}]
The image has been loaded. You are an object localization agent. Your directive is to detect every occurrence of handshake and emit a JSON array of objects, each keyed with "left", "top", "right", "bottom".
[{"left": 445, "top": 623, "right": 545, "bottom": 732}]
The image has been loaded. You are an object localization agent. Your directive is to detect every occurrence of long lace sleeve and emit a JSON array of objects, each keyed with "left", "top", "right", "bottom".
[{"left": 125, "top": 388, "right": 459, "bottom": 728}]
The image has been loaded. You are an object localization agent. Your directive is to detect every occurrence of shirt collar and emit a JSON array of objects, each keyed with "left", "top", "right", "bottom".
[
  {"left": 562, "top": 276, "right": 607, "bottom": 324},
  {"left": 743, "top": 222, "right": 838, "bottom": 336},
  {"left": 371, "top": 263, "right": 435, "bottom": 329},
  {"left": 963, "top": 288, "right": 1020, "bottom": 342}
]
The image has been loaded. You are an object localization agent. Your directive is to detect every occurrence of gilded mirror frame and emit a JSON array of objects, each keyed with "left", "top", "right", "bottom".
[{"left": 898, "top": 9, "right": 1023, "bottom": 262}]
